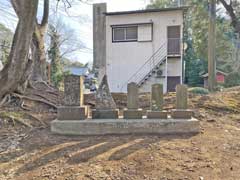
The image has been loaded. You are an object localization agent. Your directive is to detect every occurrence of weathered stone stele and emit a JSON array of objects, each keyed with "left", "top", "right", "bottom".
[
  {"left": 151, "top": 84, "right": 164, "bottom": 111},
  {"left": 127, "top": 82, "right": 139, "bottom": 109},
  {"left": 176, "top": 84, "right": 188, "bottom": 109},
  {"left": 58, "top": 75, "right": 87, "bottom": 120},
  {"left": 63, "top": 75, "right": 84, "bottom": 106},
  {"left": 95, "top": 75, "right": 117, "bottom": 110},
  {"left": 147, "top": 84, "right": 168, "bottom": 119},
  {"left": 92, "top": 75, "right": 118, "bottom": 119},
  {"left": 172, "top": 84, "right": 194, "bottom": 119},
  {"left": 124, "top": 82, "right": 143, "bottom": 119}
]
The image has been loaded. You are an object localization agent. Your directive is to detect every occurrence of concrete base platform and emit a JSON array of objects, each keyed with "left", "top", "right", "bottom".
[
  {"left": 51, "top": 118, "right": 200, "bottom": 135},
  {"left": 92, "top": 109, "right": 119, "bottom": 119}
]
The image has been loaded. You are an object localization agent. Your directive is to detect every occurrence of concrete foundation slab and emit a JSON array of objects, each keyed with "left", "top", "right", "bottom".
[
  {"left": 57, "top": 106, "right": 87, "bottom": 120},
  {"left": 171, "top": 109, "right": 194, "bottom": 119},
  {"left": 51, "top": 118, "right": 199, "bottom": 135},
  {"left": 123, "top": 109, "right": 143, "bottom": 119},
  {"left": 92, "top": 109, "right": 119, "bottom": 119},
  {"left": 147, "top": 111, "right": 168, "bottom": 119}
]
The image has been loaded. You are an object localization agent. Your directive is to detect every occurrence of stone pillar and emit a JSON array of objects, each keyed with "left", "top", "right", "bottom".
[
  {"left": 64, "top": 75, "right": 84, "bottom": 106},
  {"left": 151, "top": 84, "right": 164, "bottom": 111},
  {"left": 93, "top": 3, "right": 107, "bottom": 83},
  {"left": 172, "top": 84, "right": 193, "bottom": 119},
  {"left": 58, "top": 75, "right": 87, "bottom": 120},
  {"left": 176, "top": 84, "right": 188, "bottom": 109},
  {"left": 127, "top": 82, "right": 139, "bottom": 109},
  {"left": 147, "top": 84, "right": 168, "bottom": 119},
  {"left": 123, "top": 82, "right": 143, "bottom": 119}
]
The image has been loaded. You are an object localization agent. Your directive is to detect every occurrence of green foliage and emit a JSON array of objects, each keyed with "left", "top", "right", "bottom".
[
  {"left": 225, "top": 72, "right": 240, "bottom": 87},
  {"left": 147, "top": 0, "right": 238, "bottom": 86},
  {"left": 62, "top": 58, "right": 84, "bottom": 68},
  {"left": 48, "top": 24, "right": 63, "bottom": 88},
  {"left": 0, "top": 23, "right": 13, "bottom": 65},
  {"left": 188, "top": 87, "right": 209, "bottom": 95}
]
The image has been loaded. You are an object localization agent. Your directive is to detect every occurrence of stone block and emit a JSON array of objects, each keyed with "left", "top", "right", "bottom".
[
  {"left": 92, "top": 109, "right": 119, "bottom": 119},
  {"left": 64, "top": 75, "right": 84, "bottom": 106},
  {"left": 147, "top": 110, "right": 168, "bottom": 119},
  {"left": 171, "top": 109, "right": 194, "bottom": 119},
  {"left": 123, "top": 109, "right": 143, "bottom": 119},
  {"left": 176, "top": 84, "right": 188, "bottom": 109},
  {"left": 57, "top": 106, "right": 87, "bottom": 120}
]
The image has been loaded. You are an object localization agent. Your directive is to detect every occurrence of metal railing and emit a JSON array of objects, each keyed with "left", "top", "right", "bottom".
[{"left": 120, "top": 42, "right": 167, "bottom": 91}]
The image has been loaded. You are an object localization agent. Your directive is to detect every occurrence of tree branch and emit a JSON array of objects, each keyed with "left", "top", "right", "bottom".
[
  {"left": 40, "top": 0, "right": 49, "bottom": 27},
  {"left": 219, "top": 0, "right": 240, "bottom": 33}
]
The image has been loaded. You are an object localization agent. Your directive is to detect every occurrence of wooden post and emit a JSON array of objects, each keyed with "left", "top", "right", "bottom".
[{"left": 208, "top": 0, "right": 216, "bottom": 92}]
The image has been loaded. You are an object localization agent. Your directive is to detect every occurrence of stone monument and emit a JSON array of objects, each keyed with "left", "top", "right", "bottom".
[
  {"left": 147, "top": 84, "right": 168, "bottom": 119},
  {"left": 171, "top": 84, "right": 194, "bottom": 119},
  {"left": 123, "top": 82, "right": 143, "bottom": 119},
  {"left": 57, "top": 75, "right": 87, "bottom": 120},
  {"left": 92, "top": 75, "right": 119, "bottom": 119}
]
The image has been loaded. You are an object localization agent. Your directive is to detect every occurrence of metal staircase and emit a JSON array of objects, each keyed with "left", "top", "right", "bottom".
[{"left": 121, "top": 42, "right": 168, "bottom": 91}]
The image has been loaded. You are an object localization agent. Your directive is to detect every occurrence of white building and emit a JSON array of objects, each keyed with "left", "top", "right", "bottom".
[{"left": 93, "top": 3, "right": 187, "bottom": 93}]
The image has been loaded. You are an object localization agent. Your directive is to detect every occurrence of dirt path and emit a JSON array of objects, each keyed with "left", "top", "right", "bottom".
[{"left": 1, "top": 90, "right": 240, "bottom": 180}]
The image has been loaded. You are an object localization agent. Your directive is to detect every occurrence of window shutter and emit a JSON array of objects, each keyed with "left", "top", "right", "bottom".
[{"left": 138, "top": 24, "right": 152, "bottom": 42}]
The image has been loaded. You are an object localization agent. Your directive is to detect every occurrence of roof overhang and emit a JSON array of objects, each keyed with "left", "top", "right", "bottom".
[{"left": 105, "top": 6, "right": 189, "bottom": 16}]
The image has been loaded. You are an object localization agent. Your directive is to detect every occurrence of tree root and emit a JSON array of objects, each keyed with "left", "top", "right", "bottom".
[
  {"left": 23, "top": 112, "right": 47, "bottom": 127},
  {"left": 0, "top": 94, "right": 11, "bottom": 107},
  {"left": 12, "top": 93, "right": 57, "bottom": 109},
  {"left": 33, "top": 80, "right": 56, "bottom": 92},
  {"left": 0, "top": 111, "right": 32, "bottom": 128},
  {"left": 20, "top": 101, "right": 31, "bottom": 111},
  {"left": 33, "top": 93, "right": 56, "bottom": 105}
]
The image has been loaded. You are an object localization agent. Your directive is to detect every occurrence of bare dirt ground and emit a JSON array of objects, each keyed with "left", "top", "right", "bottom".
[{"left": 0, "top": 86, "right": 240, "bottom": 180}]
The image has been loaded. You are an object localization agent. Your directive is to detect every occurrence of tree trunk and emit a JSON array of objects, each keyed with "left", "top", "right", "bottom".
[
  {"left": 0, "top": 0, "right": 39, "bottom": 99},
  {"left": 31, "top": 28, "right": 47, "bottom": 81},
  {"left": 30, "top": 0, "right": 49, "bottom": 82}
]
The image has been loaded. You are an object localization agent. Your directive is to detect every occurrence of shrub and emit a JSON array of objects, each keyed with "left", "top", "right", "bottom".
[{"left": 188, "top": 87, "right": 209, "bottom": 95}]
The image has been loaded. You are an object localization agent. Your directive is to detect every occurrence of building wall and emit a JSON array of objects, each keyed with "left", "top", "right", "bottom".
[{"left": 105, "top": 10, "right": 183, "bottom": 92}]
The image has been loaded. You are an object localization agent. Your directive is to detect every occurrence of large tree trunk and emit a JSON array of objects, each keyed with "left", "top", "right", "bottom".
[
  {"left": 0, "top": 0, "right": 39, "bottom": 99},
  {"left": 31, "top": 0, "right": 49, "bottom": 82},
  {"left": 31, "top": 28, "right": 47, "bottom": 81}
]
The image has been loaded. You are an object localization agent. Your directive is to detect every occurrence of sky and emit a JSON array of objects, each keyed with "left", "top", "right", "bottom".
[{"left": 0, "top": 0, "right": 150, "bottom": 64}]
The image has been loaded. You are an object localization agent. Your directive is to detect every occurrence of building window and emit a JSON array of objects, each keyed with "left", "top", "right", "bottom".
[{"left": 113, "top": 26, "right": 137, "bottom": 42}]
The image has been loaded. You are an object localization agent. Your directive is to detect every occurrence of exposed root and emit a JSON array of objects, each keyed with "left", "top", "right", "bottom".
[
  {"left": 33, "top": 80, "right": 56, "bottom": 92},
  {"left": 0, "top": 94, "right": 11, "bottom": 107},
  {"left": 33, "top": 93, "right": 56, "bottom": 104},
  {"left": 20, "top": 101, "right": 31, "bottom": 111},
  {"left": 12, "top": 93, "right": 57, "bottom": 109},
  {"left": 0, "top": 111, "right": 32, "bottom": 128},
  {"left": 24, "top": 112, "right": 47, "bottom": 127}
]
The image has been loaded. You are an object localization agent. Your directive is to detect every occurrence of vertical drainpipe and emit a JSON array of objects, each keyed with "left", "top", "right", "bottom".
[{"left": 165, "top": 56, "right": 168, "bottom": 93}]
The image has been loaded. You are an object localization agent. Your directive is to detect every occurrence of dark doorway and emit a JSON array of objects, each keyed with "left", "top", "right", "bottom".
[
  {"left": 167, "top": 76, "right": 181, "bottom": 92},
  {"left": 167, "top": 26, "right": 181, "bottom": 55}
]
